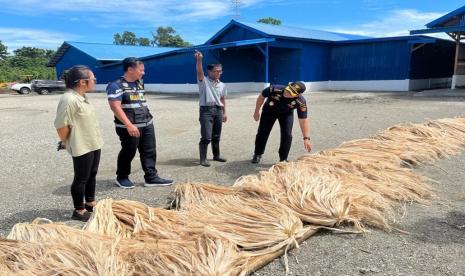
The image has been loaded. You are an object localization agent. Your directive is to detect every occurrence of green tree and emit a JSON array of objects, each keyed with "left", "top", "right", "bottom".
[
  {"left": 113, "top": 31, "right": 138, "bottom": 45},
  {"left": 152, "top": 26, "right": 191, "bottom": 47},
  {"left": 257, "top": 17, "right": 282, "bottom": 25},
  {"left": 138, "top": 37, "right": 151, "bottom": 46},
  {"left": 114, "top": 31, "right": 152, "bottom": 46},
  {"left": 0, "top": 46, "right": 56, "bottom": 82},
  {"left": 13, "top": 47, "right": 50, "bottom": 58},
  {"left": 0, "top": 40, "right": 8, "bottom": 60}
]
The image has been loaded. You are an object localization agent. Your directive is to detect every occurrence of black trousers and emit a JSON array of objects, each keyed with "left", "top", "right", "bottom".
[
  {"left": 115, "top": 123, "right": 157, "bottom": 181},
  {"left": 199, "top": 106, "right": 223, "bottom": 145},
  {"left": 71, "top": 149, "right": 101, "bottom": 210},
  {"left": 254, "top": 110, "right": 294, "bottom": 161}
]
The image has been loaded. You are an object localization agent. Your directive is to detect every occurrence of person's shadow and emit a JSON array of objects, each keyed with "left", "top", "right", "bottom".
[
  {"left": 0, "top": 209, "right": 71, "bottom": 236},
  {"left": 214, "top": 160, "right": 273, "bottom": 180},
  {"left": 52, "top": 179, "right": 119, "bottom": 196},
  {"left": 157, "top": 158, "right": 199, "bottom": 167}
]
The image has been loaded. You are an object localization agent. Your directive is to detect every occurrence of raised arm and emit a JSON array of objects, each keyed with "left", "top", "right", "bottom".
[{"left": 194, "top": 50, "right": 204, "bottom": 81}]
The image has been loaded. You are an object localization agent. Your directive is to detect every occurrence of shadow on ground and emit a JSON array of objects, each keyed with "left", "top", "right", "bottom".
[
  {"left": 0, "top": 209, "right": 70, "bottom": 235},
  {"left": 214, "top": 160, "right": 273, "bottom": 180},
  {"left": 410, "top": 210, "right": 465, "bottom": 244},
  {"left": 52, "top": 180, "right": 119, "bottom": 196},
  {"left": 158, "top": 158, "right": 199, "bottom": 167}
]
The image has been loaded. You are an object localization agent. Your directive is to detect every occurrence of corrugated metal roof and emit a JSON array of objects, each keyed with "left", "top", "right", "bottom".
[
  {"left": 66, "top": 41, "right": 179, "bottom": 60},
  {"left": 234, "top": 20, "right": 371, "bottom": 42},
  {"left": 426, "top": 5, "right": 465, "bottom": 28},
  {"left": 48, "top": 41, "right": 179, "bottom": 66}
]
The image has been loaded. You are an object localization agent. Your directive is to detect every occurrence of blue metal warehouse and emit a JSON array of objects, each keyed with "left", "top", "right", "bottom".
[
  {"left": 411, "top": 5, "right": 465, "bottom": 89},
  {"left": 50, "top": 18, "right": 458, "bottom": 92}
]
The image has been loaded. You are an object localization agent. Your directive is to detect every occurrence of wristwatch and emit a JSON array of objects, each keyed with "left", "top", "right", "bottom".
[{"left": 303, "top": 137, "right": 311, "bottom": 141}]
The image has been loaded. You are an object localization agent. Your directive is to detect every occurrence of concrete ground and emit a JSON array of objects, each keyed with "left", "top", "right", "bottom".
[{"left": 0, "top": 90, "right": 464, "bottom": 275}]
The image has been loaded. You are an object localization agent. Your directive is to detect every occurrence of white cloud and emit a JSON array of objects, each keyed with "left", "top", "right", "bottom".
[
  {"left": 323, "top": 9, "right": 449, "bottom": 39},
  {"left": 0, "top": 28, "right": 80, "bottom": 52},
  {"left": 0, "top": 0, "right": 270, "bottom": 25}
]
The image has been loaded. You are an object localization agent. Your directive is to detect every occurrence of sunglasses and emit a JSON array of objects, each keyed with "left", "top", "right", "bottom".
[{"left": 74, "top": 77, "right": 97, "bottom": 83}]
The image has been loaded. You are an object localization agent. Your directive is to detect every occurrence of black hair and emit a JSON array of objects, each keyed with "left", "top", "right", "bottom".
[
  {"left": 207, "top": 63, "right": 222, "bottom": 71},
  {"left": 123, "top": 57, "right": 143, "bottom": 72},
  {"left": 63, "top": 65, "right": 91, "bottom": 89}
]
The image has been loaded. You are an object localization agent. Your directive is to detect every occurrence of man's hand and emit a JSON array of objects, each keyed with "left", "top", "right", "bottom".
[
  {"left": 303, "top": 139, "right": 312, "bottom": 152},
  {"left": 127, "top": 123, "right": 140, "bottom": 137},
  {"left": 253, "top": 111, "right": 260, "bottom": 122},
  {"left": 222, "top": 114, "right": 228, "bottom": 123},
  {"left": 194, "top": 50, "right": 203, "bottom": 61}
]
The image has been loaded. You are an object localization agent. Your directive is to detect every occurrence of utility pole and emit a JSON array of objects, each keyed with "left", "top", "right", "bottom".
[{"left": 231, "top": 0, "right": 241, "bottom": 19}]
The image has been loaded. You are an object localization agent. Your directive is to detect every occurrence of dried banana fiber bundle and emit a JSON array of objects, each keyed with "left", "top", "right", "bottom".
[
  {"left": 85, "top": 198, "right": 202, "bottom": 241},
  {"left": 121, "top": 236, "right": 250, "bottom": 276},
  {"left": 173, "top": 182, "right": 267, "bottom": 208},
  {"left": 0, "top": 238, "right": 130, "bottom": 276},
  {"left": 235, "top": 162, "right": 392, "bottom": 231},
  {"left": 373, "top": 121, "right": 465, "bottom": 166},
  {"left": 6, "top": 220, "right": 248, "bottom": 276},
  {"left": 7, "top": 218, "right": 114, "bottom": 244},
  {"left": 427, "top": 117, "right": 465, "bottom": 144},
  {"left": 178, "top": 195, "right": 307, "bottom": 256}
]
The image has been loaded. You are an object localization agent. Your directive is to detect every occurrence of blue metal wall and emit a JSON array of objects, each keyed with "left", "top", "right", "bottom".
[
  {"left": 268, "top": 39, "right": 331, "bottom": 83},
  {"left": 409, "top": 40, "right": 455, "bottom": 79},
  {"left": 210, "top": 25, "right": 263, "bottom": 45},
  {"left": 218, "top": 47, "right": 265, "bottom": 82},
  {"left": 55, "top": 47, "right": 100, "bottom": 79},
  {"left": 330, "top": 40, "right": 411, "bottom": 80}
]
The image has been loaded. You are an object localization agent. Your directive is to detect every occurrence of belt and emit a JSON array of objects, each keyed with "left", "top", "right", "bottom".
[{"left": 115, "top": 118, "right": 153, "bottom": 128}]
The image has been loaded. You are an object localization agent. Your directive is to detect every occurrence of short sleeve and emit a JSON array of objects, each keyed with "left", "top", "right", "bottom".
[
  {"left": 54, "top": 97, "right": 73, "bottom": 129},
  {"left": 296, "top": 95, "right": 308, "bottom": 119},
  {"left": 222, "top": 84, "right": 228, "bottom": 97},
  {"left": 261, "top": 86, "right": 271, "bottom": 97},
  {"left": 197, "top": 77, "right": 206, "bottom": 93},
  {"left": 106, "top": 82, "right": 123, "bottom": 101}
]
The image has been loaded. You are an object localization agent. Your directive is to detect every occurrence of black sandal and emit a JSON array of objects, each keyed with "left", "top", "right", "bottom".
[{"left": 71, "top": 210, "right": 91, "bottom": 222}]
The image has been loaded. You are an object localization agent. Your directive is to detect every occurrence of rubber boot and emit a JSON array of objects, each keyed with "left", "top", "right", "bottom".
[
  {"left": 212, "top": 141, "right": 227, "bottom": 162},
  {"left": 199, "top": 143, "right": 210, "bottom": 167}
]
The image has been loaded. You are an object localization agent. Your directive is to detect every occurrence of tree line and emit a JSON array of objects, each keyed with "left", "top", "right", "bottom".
[
  {"left": 1, "top": 18, "right": 281, "bottom": 83},
  {"left": 0, "top": 42, "right": 56, "bottom": 83}
]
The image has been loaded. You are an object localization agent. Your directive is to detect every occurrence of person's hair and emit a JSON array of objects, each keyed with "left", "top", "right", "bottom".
[
  {"left": 63, "top": 65, "right": 91, "bottom": 89},
  {"left": 207, "top": 63, "right": 222, "bottom": 71},
  {"left": 123, "top": 57, "right": 143, "bottom": 72}
]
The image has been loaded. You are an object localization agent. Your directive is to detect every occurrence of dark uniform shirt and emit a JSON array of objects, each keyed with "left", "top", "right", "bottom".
[
  {"left": 261, "top": 84, "right": 308, "bottom": 119},
  {"left": 106, "top": 78, "right": 153, "bottom": 128}
]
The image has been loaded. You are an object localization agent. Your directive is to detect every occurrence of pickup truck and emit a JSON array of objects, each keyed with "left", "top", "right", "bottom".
[{"left": 31, "top": 80, "right": 66, "bottom": 95}]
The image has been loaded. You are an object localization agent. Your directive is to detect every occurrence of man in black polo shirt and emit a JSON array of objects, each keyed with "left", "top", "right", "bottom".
[
  {"left": 251, "top": 82, "right": 312, "bottom": 163},
  {"left": 106, "top": 57, "right": 172, "bottom": 188}
]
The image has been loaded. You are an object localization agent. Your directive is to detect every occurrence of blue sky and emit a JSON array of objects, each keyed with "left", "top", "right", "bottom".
[{"left": 0, "top": 0, "right": 463, "bottom": 52}]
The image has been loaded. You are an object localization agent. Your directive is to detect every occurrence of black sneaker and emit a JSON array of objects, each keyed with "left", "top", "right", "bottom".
[
  {"left": 251, "top": 154, "right": 261, "bottom": 164},
  {"left": 144, "top": 176, "right": 173, "bottom": 187},
  {"left": 115, "top": 177, "right": 135, "bottom": 189},
  {"left": 280, "top": 159, "right": 289, "bottom": 162},
  {"left": 71, "top": 210, "right": 91, "bottom": 222}
]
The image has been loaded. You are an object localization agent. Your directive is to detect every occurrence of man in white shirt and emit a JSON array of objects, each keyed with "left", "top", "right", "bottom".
[{"left": 194, "top": 50, "right": 228, "bottom": 167}]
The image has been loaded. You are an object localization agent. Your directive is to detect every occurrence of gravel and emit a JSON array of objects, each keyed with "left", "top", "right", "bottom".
[{"left": 1, "top": 90, "right": 464, "bottom": 275}]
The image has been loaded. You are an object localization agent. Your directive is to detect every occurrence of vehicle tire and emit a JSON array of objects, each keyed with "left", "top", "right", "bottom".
[
  {"left": 38, "top": 88, "right": 50, "bottom": 95},
  {"left": 19, "top": 87, "right": 31, "bottom": 94}
]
